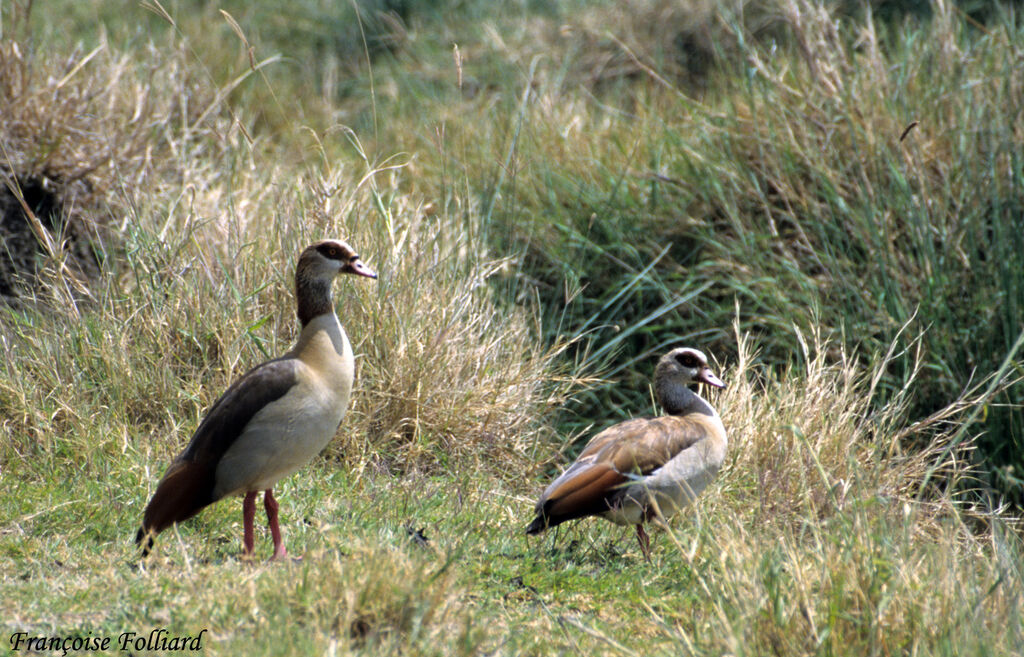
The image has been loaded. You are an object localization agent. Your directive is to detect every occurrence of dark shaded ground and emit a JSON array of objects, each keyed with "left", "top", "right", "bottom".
[{"left": 0, "top": 172, "right": 105, "bottom": 303}]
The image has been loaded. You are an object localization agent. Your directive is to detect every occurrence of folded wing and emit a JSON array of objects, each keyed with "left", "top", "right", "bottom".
[
  {"left": 136, "top": 359, "right": 300, "bottom": 544},
  {"left": 527, "top": 415, "right": 716, "bottom": 533}
]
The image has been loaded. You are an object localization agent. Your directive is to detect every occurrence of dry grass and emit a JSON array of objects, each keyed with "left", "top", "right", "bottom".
[
  {"left": 360, "top": 0, "right": 1024, "bottom": 503},
  {"left": 719, "top": 323, "right": 958, "bottom": 528},
  {"left": 521, "top": 321, "right": 1023, "bottom": 655},
  {"left": 0, "top": 22, "right": 577, "bottom": 485},
  {"left": 2, "top": 1, "right": 1023, "bottom": 655},
  {"left": 687, "top": 333, "right": 1023, "bottom": 655}
]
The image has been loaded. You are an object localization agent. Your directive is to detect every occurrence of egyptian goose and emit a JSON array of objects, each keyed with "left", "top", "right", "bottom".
[
  {"left": 135, "top": 239, "right": 376, "bottom": 560},
  {"left": 526, "top": 347, "right": 727, "bottom": 560}
]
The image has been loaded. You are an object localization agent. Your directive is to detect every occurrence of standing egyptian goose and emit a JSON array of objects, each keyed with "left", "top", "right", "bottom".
[
  {"left": 526, "top": 347, "right": 727, "bottom": 560},
  {"left": 135, "top": 239, "right": 376, "bottom": 560}
]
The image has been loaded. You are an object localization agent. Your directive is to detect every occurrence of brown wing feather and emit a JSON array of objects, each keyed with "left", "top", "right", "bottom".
[
  {"left": 135, "top": 358, "right": 300, "bottom": 553},
  {"left": 598, "top": 415, "right": 712, "bottom": 475},
  {"left": 139, "top": 461, "right": 215, "bottom": 533},
  {"left": 526, "top": 415, "right": 715, "bottom": 534},
  {"left": 542, "top": 465, "right": 627, "bottom": 522},
  {"left": 526, "top": 459, "right": 627, "bottom": 533},
  {"left": 135, "top": 460, "right": 216, "bottom": 555},
  {"left": 178, "top": 358, "right": 300, "bottom": 465}
]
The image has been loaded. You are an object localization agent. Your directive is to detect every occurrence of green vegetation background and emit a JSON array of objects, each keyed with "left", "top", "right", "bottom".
[{"left": 1, "top": 0, "right": 1022, "bottom": 655}]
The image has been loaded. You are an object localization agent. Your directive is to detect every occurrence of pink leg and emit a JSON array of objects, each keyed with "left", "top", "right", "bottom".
[
  {"left": 264, "top": 489, "right": 288, "bottom": 561},
  {"left": 242, "top": 491, "right": 258, "bottom": 558},
  {"left": 635, "top": 524, "right": 651, "bottom": 562}
]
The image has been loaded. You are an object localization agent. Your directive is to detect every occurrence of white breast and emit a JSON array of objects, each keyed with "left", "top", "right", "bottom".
[{"left": 212, "top": 314, "right": 355, "bottom": 499}]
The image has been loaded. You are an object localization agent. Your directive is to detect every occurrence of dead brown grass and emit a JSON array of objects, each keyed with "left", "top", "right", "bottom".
[{"left": 714, "top": 317, "right": 989, "bottom": 534}]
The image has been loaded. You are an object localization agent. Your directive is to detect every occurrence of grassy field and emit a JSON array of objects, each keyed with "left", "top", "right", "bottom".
[{"left": 2, "top": 0, "right": 1023, "bottom": 655}]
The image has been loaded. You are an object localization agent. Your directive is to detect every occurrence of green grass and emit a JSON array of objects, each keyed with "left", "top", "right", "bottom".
[
  {"left": 2, "top": 0, "right": 1024, "bottom": 655},
  {"left": 3, "top": 330, "right": 1022, "bottom": 655}
]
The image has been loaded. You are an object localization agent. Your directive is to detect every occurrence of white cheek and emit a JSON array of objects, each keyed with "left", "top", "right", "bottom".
[{"left": 317, "top": 261, "right": 343, "bottom": 277}]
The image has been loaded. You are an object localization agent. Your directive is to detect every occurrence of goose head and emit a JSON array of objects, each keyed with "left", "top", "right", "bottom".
[
  {"left": 295, "top": 239, "right": 376, "bottom": 326},
  {"left": 653, "top": 347, "right": 725, "bottom": 415},
  {"left": 656, "top": 347, "right": 725, "bottom": 389},
  {"left": 298, "top": 239, "right": 378, "bottom": 282}
]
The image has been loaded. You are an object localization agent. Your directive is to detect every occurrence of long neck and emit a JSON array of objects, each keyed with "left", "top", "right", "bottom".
[
  {"left": 296, "top": 274, "right": 334, "bottom": 327},
  {"left": 293, "top": 312, "right": 351, "bottom": 364},
  {"left": 656, "top": 376, "right": 717, "bottom": 418}
]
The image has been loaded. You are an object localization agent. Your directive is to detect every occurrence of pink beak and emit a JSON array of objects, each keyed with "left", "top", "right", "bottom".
[
  {"left": 698, "top": 367, "right": 725, "bottom": 389},
  {"left": 347, "top": 260, "right": 378, "bottom": 279}
]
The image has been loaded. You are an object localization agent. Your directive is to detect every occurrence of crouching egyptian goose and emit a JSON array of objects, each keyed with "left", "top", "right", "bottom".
[
  {"left": 135, "top": 239, "right": 376, "bottom": 560},
  {"left": 526, "top": 347, "right": 727, "bottom": 560}
]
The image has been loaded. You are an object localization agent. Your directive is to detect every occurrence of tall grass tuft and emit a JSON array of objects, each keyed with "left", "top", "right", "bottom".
[
  {"left": 2, "top": 2, "right": 1023, "bottom": 655},
  {"left": 656, "top": 323, "right": 1024, "bottom": 655},
  {"left": 340, "top": 0, "right": 1024, "bottom": 505}
]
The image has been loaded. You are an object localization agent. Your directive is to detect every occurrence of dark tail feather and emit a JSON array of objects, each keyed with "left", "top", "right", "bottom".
[
  {"left": 136, "top": 460, "right": 215, "bottom": 556},
  {"left": 526, "top": 467, "right": 625, "bottom": 536}
]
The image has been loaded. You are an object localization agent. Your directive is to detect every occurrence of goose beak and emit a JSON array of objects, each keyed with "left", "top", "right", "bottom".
[
  {"left": 698, "top": 367, "right": 725, "bottom": 389},
  {"left": 346, "top": 260, "right": 378, "bottom": 279}
]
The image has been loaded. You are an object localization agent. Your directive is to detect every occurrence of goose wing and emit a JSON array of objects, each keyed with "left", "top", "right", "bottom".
[
  {"left": 527, "top": 415, "right": 715, "bottom": 533},
  {"left": 138, "top": 358, "right": 300, "bottom": 538}
]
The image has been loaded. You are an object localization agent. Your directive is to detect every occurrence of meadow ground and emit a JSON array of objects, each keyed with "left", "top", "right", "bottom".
[{"left": 2, "top": 1, "right": 1023, "bottom": 655}]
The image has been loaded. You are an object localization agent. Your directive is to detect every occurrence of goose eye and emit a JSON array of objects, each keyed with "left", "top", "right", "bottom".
[{"left": 676, "top": 353, "right": 698, "bottom": 368}]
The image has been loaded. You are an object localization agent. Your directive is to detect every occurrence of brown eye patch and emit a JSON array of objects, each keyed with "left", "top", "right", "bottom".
[
  {"left": 316, "top": 243, "right": 346, "bottom": 260},
  {"left": 676, "top": 353, "right": 699, "bottom": 368}
]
